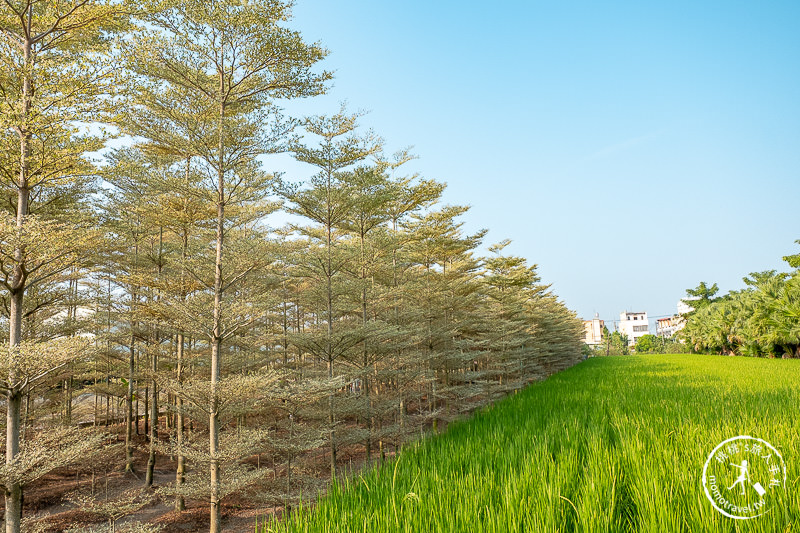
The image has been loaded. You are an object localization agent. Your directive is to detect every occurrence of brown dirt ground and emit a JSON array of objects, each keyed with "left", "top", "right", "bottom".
[{"left": 19, "top": 420, "right": 387, "bottom": 532}]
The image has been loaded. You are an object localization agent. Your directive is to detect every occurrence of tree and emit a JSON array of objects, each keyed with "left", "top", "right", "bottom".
[
  {"left": 0, "top": 2, "right": 125, "bottom": 529},
  {"left": 782, "top": 239, "right": 800, "bottom": 270},
  {"left": 122, "top": 1, "right": 329, "bottom": 530},
  {"left": 380, "top": 168, "right": 443, "bottom": 451},
  {"left": 681, "top": 247, "right": 800, "bottom": 358},
  {"left": 481, "top": 240, "right": 543, "bottom": 396},
  {"left": 604, "top": 331, "right": 629, "bottom": 355},
  {"left": 278, "top": 109, "right": 380, "bottom": 476},
  {"left": 634, "top": 334, "right": 657, "bottom": 354},
  {"left": 682, "top": 281, "right": 720, "bottom": 316},
  {"left": 403, "top": 205, "right": 487, "bottom": 427}
]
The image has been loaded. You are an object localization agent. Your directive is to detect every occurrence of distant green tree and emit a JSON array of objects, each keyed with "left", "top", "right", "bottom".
[
  {"left": 783, "top": 240, "right": 800, "bottom": 270},
  {"left": 682, "top": 282, "right": 720, "bottom": 315},
  {"left": 681, "top": 244, "right": 800, "bottom": 357},
  {"left": 634, "top": 334, "right": 658, "bottom": 354},
  {"left": 603, "top": 330, "right": 629, "bottom": 356}
]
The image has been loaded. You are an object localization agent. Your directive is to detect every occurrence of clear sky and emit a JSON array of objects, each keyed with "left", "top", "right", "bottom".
[{"left": 269, "top": 0, "right": 800, "bottom": 326}]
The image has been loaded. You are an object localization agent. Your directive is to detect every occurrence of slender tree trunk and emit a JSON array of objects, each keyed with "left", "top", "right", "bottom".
[
  {"left": 209, "top": 73, "right": 225, "bottom": 533},
  {"left": 125, "top": 333, "right": 136, "bottom": 473},
  {"left": 64, "top": 376, "right": 72, "bottom": 424},
  {"left": 391, "top": 218, "right": 406, "bottom": 450},
  {"left": 325, "top": 170, "right": 337, "bottom": 479},
  {"left": 144, "top": 335, "right": 158, "bottom": 487},
  {"left": 360, "top": 232, "right": 372, "bottom": 463},
  {"left": 282, "top": 285, "right": 289, "bottom": 368},
  {"left": 6, "top": 24, "right": 32, "bottom": 532},
  {"left": 175, "top": 332, "right": 186, "bottom": 511},
  {"left": 5, "top": 345, "right": 23, "bottom": 533},
  {"left": 285, "top": 413, "right": 294, "bottom": 504},
  {"left": 5, "top": 204, "right": 24, "bottom": 528},
  {"left": 146, "top": 228, "right": 164, "bottom": 487},
  {"left": 209, "top": 222, "right": 223, "bottom": 532},
  {"left": 175, "top": 201, "right": 190, "bottom": 511},
  {"left": 327, "top": 356, "right": 335, "bottom": 478}
]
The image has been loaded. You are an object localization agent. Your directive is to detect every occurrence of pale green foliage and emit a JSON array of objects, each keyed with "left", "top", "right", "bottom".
[
  {"left": 0, "top": 0, "right": 126, "bottom": 174},
  {"left": 0, "top": 215, "right": 102, "bottom": 293},
  {"left": 0, "top": 426, "right": 107, "bottom": 488},
  {"left": 66, "top": 525, "right": 163, "bottom": 533},
  {"left": 65, "top": 489, "right": 156, "bottom": 533},
  {"left": 0, "top": 336, "right": 92, "bottom": 391}
]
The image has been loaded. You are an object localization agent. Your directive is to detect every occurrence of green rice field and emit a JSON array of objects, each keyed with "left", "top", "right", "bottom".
[{"left": 266, "top": 355, "right": 800, "bottom": 532}]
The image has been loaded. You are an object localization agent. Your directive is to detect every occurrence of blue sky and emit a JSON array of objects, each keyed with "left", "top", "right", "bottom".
[{"left": 269, "top": 0, "right": 800, "bottom": 326}]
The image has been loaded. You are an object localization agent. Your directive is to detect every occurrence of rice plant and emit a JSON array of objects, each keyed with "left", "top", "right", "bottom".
[{"left": 262, "top": 355, "right": 800, "bottom": 532}]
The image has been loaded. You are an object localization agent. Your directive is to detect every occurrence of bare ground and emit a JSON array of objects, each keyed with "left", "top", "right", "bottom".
[{"left": 19, "top": 420, "right": 386, "bottom": 532}]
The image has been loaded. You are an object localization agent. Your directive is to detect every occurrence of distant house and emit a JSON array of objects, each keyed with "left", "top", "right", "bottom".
[
  {"left": 656, "top": 299, "right": 695, "bottom": 338},
  {"left": 618, "top": 311, "right": 649, "bottom": 346},
  {"left": 656, "top": 316, "right": 684, "bottom": 338},
  {"left": 583, "top": 314, "right": 604, "bottom": 345}
]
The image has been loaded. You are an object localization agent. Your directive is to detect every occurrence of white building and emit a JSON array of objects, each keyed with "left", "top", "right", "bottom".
[
  {"left": 656, "top": 299, "right": 696, "bottom": 338},
  {"left": 677, "top": 298, "right": 698, "bottom": 316},
  {"left": 656, "top": 316, "right": 683, "bottom": 338},
  {"left": 583, "top": 314, "right": 604, "bottom": 345},
  {"left": 618, "top": 311, "right": 649, "bottom": 346}
]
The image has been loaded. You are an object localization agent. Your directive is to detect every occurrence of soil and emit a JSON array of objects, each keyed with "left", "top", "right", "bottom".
[{"left": 18, "top": 420, "right": 382, "bottom": 533}]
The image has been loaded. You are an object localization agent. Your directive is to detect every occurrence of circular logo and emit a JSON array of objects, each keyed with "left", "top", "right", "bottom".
[{"left": 702, "top": 435, "right": 786, "bottom": 519}]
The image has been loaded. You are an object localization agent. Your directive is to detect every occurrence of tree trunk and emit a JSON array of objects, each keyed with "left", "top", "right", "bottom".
[
  {"left": 175, "top": 332, "right": 186, "bottom": 511},
  {"left": 144, "top": 336, "right": 158, "bottom": 487},
  {"left": 6, "top": 210, "right": 25, "bottom": 533},
  {"left": 146, "top": 228, "right": 164, "bottom": 487},
  {"left": 6, "top": 26, "right": 32, "bottom": 531},
  {"left": 125, "top": 337, "right": 136, "bottom": 473},
  {"left": 5, "top": 385, "right": 22, "bottom": 533},
  {"left": 209, "top": 248, "right": 222, "bottom": 532},
  {"left": 209, "top": 80, "right": 225, "bottom": 533},
  {"left": 126, "top": 243, "right": 139, "bottom": 472},
  {"left": 327, "top": 357, "right": 335, "bottom": 479},
  {"left": 175, "top": 193, "right": 191, "bottom": 510},
  {"left": 326, "top": 174, "right": 336, "bottom": 479},
  {"left": 143, "top": 385, "right": 149, "bottom": 436},
  {"left": 361, "top": 239, "right": 372, "bottom": 464}
]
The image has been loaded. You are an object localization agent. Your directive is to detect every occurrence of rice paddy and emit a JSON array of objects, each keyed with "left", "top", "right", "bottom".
[{"left": 266, "top": 355, "right": 800, "bottom": 532}]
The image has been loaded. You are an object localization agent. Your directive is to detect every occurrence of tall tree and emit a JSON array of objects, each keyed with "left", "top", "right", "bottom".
[
  {"left": 123, "top": 1, "right": 329, "bottom": 529},
  {"left": 481, "top": 240, "right": 543, "bottom": 395},
  {"left": 0, "top": 2, "right": 125, "bottom": 530},
  {"left": 279, "top": 109, "right": 380, "bottom": 476},
  {"left": 404, "top": 205, "right": 486, "bottom": 428}
]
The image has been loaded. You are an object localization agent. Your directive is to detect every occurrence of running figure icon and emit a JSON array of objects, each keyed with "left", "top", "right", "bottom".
[{"left": 728, "top": 459, "right": 750, "bottom": 495}]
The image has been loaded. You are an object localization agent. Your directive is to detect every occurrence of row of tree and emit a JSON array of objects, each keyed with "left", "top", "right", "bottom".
[
  {"left": 632, "top": 334, "right": 688, "bottom": 354},
  {"left": 0, "top": 1, "right": 583, "bottom": 532},
  {"left": 680, "top": 244, "right": 800, "bottom": 357}
]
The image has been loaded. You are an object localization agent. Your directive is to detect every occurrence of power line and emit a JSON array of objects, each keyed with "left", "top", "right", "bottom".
[{"left": 585, "top": 312, "right": 679, "bottom": 323}]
